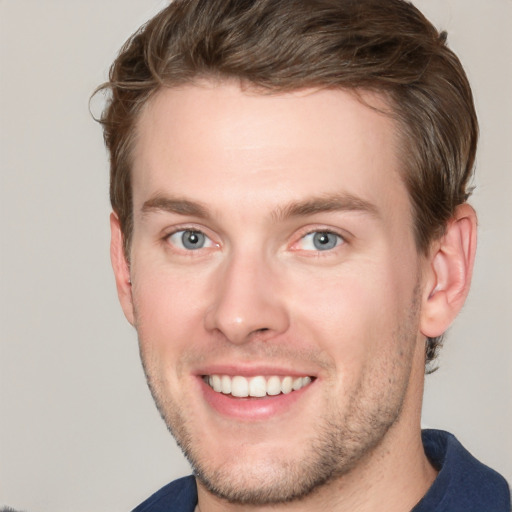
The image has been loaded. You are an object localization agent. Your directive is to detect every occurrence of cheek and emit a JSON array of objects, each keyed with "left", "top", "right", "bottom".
[
  {"left": 131, "top": 266, "right": 211, "bottom": 374},
  {"left": 289, "top": 259, "right": 416, "bottom": 367}
]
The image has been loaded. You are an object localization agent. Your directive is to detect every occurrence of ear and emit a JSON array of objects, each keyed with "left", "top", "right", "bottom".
[
  {"left": 420, "top": 204, "right": 477, "bottom": 338},
  {"left": 110, "top": 212, "right": 135, "bottom": 326}
]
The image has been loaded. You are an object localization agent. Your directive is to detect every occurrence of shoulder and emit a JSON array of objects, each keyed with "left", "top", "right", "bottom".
[
  {"left": 131, "top": 475, "right": 197, "bottom": 512},
  {"left": 415, "top": 429, "right": 511, "bottom": 512}
]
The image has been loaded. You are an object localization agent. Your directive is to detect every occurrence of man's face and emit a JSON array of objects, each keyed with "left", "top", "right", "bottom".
[{"left": 120, "top": 82, "right": 428, "bottom": 504}]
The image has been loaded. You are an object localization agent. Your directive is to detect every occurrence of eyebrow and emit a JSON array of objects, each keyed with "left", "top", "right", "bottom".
[
  {"left": 141, "top": 196, "right": 210, "bottom": 218},
  {"left": 272, "top": 193, "right": 380, "bottom": 222},
  {"left": 141, "top": 193, "right": 380, "bottom": 221}
]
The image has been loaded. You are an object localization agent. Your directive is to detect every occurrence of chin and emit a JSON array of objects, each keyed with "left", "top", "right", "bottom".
[
  {"left": 190, "top": 446, "right": 339, "bottom": 505},
  {"left": 176, "top": 409, "right": 398, "bottom": 506}
]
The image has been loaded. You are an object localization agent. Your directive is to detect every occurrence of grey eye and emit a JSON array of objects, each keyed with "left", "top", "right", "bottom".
[
  {"left": 181, "top": 230, "right": 205, "bottom": 249},
  {"left": 298, "top": 231, "right": 343, "bottom": 251},
  {"left": 168, "top": 230, "right": 214, "bottom": 250},
  {"left": 312, "top": 232, "right": 339, "bottom": 250}
]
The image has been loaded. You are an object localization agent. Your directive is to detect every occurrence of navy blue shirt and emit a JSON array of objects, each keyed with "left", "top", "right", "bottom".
[
  {"left": 412, "top": 430, "right": 510, "bottom": 511},
  {"left": 132, "top": 429, "right": 511, "bottom": 511}
]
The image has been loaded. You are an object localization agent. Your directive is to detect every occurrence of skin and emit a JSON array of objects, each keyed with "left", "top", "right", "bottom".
[{"left": 111, "top": 81, "right": 477, "bottom": 511}]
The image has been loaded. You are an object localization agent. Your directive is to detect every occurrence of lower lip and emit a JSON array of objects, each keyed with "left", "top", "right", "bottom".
[{"left": 199, "top": 377, "right": 314, "bottom": 421}]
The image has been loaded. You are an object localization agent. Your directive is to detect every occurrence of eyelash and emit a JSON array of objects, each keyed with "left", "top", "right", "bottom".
[
  {"left": 164, "top": 227, "right": 217, "bottom": 252},
  {"left": 292, "top": 229, "right": 346, "bottom": 254}
]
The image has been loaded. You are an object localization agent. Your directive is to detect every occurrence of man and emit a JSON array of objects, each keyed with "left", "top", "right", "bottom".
[{"left": 97, "top": 0, "right": 511, "bottom": 510}]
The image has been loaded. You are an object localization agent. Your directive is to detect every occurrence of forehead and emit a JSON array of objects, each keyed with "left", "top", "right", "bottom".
[{"left": 131, "top": 81, "right": 409, "bottom": 221}]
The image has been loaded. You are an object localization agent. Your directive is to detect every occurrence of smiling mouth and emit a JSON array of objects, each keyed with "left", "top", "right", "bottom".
[{"left": 202, "top": 374, "right": 314, "bottom": 398}]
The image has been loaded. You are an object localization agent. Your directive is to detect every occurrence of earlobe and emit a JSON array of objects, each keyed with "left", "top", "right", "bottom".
[
  {"left": 420, "top": 204, "right": 477, "bottom": 338},
  {"left": 110, "top": 212, "right": 135, "bottom": 325}
]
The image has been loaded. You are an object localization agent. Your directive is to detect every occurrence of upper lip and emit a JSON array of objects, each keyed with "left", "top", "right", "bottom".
[{"left": 195, "top": 364, "right": 318, "bottom": 378}]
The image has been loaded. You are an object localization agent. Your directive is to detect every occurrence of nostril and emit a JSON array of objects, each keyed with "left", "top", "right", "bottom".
[{"left": 251, "top": 327, "right": 270, "bottom": 337}]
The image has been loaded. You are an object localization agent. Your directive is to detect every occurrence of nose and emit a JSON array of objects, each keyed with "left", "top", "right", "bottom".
[{"left": 204, "top": 250, "right": 290, "bottom": 345}]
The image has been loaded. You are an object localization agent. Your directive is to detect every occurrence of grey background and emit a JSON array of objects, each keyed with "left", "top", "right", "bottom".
[{"left": 0, "top": 1, "right": 510, "bottom": 510}]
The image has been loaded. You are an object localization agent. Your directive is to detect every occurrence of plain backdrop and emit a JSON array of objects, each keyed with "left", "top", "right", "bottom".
[{"left": 1, "top": 1, "right": 511, "bottom": 510}]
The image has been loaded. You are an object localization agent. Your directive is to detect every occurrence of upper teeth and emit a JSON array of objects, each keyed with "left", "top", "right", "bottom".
[{"left": 205, "top": 375, "right": 312, "bottom": 397}]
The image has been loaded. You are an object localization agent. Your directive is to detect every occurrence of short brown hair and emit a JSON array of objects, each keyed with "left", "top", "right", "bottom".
[{"left": 96, "top": 0, "right": 478, "bottom": 366}]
